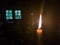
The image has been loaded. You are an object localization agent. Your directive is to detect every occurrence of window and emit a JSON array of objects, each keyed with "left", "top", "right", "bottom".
[
  {"left": 15, "top": 10, "right": 21, "bottom": 19},
  {"left": 6, "top": 10, "right": 13, "bottom": 20}
]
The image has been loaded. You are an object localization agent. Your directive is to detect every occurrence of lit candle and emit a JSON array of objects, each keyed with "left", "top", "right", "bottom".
[
  {"left": 36, "top": 0, "right": 45, "bottom": 45},
  {"left": 37, "top": 14, "right": 43, "bottom": 45}
]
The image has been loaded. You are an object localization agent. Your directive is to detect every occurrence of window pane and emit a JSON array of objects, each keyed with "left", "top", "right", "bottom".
[
  {"left": 10, "top": 17, "right": 13, "bottom": 19},
  {"left": 15, "top": 10, "right": 21, "bottom": 19},
  {"left": 6, "top": 17, "right": 9, "bottom": 19},
  {"left": 6, "top": 10, "right": 13, "bottom": 20}
]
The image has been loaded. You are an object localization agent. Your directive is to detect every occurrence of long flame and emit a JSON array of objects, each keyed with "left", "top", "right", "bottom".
[{"left": 38, "top": 14, "right": 42, "bottom": 29}]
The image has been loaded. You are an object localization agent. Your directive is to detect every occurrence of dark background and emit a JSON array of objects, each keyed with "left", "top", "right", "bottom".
[{"left": 0, "top": 0, "right": 60, "bottom": 45}]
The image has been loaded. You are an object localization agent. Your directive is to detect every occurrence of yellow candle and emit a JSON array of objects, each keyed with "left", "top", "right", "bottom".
[
  {"left": 37, "top": 29, "right": 42, "bottom": 35},
  {"left": 37, "top": 14, "right": 42, "bottom": 45},
  {"left": 37, "top": 29, "right": 43, "bottom": 45}
]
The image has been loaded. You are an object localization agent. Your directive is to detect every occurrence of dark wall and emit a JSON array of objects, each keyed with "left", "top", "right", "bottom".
[{"left": 0, "top": 0, "right": 60, "bottom": 45}]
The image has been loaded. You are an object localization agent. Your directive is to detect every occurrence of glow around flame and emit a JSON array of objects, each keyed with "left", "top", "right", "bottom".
[{"left": 38, "top": 14, "right": 42, "bottom": 29}]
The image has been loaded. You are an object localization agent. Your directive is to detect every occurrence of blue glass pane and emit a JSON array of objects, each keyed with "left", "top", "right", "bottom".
[{"left": 15, "top": 10, "right": 21, "bottom": 19}]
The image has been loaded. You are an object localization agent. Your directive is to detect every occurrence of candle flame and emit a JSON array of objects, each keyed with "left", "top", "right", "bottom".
[{"left": 38, "top": 14, "right": 42, "bottom": 29}]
